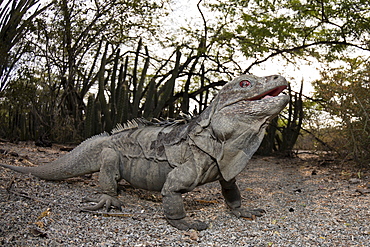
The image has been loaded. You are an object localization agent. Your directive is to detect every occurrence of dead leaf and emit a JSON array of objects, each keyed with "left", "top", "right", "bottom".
[
  {"left": 37, "top": 208, "right": 51, "bottom": 220},
  {"left": 194, "top": 199, "right": 218, "bottom": 204},
  {"left": 349, "top": 178, "right": 361, "bottom": 184},
  {"left": 241, "top": 214, "right": 256, "bottom": 221},
  {"left": 355, "top": 189, "right": 370, "bottom": 195},
  {"left": 29, "top": 228, "right": 47, "bottom": 238},
  {"left": 34, "top": 221, "right": 44, "bottom": 228},
  {"left": 189, "top": 230, "right": 199, "bottom": 241}
]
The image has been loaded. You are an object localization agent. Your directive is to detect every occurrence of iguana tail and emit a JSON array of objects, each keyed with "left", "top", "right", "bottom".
[
  {"left": 0, "top": 163, "right": 51, "bottom": 178},
  {"left": 0, "top": 133, "right": 110, "bottom": 180}
]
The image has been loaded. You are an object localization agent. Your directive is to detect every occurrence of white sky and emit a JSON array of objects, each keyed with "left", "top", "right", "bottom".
[
  {"left": 165, "top": 0, "right": 321, "bottom": 95},
  {"left": 249, "top": 59, "right": 321, "bottom": 94}
]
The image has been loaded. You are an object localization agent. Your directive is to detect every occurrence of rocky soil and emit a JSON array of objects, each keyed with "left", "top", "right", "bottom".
[{"left": 1, "top": 141, "right": 370, "bottom": 246}]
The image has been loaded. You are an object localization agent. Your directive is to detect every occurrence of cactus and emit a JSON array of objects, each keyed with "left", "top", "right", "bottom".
[
  {"left": 110, "top": 48, "right": 120, "bottom": 125},
  {"left": 116, "top": 57, "right": 129, "bottom": 124},
  {"left": 84, "top": 94, "right": 96, "bottom": 138},
  {"left": 132, "top": 38, "right": 142, "bottom": 101},
  {"left": 132, "top": 46, "right": 150, "bottom": 118},
  {"left": 142, "top": 77, "right": 157, "bottom": 119},
  {"left": 153, "top": 48, "right": 181, "bottom": 118},
  {"left": 257, "top": 82, "right": 304, "bottom": 156},
  {"left": 97, "top": 43, "right": 112, "bottom": 132},
  {"left": 280, "top": 82, "right": 304, "bottom": 155}
]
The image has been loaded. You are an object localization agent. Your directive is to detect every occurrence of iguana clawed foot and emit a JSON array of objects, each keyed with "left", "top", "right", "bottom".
[
  {"left": 166, "top": 218, "right": 208, "bottom": 231},
  {"left": 82, "top": 194, "right": 124, "bottom": 211},
  {"left": 231, "top": 207, "right": 266, "bottom": 220}
]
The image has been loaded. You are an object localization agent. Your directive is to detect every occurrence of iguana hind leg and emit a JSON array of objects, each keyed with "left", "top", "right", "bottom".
[
  {"left": 82, "top": 147, "right": 123, "bottom": 211},
  {"left": 220, "top": 179, "right": 265, "bottom": 219}
]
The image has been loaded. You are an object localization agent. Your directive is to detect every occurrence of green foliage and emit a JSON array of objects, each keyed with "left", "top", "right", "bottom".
[
  {"left": 0, "top": 0, "right": 168, "bottom": 142},
  {"left": 0, "top": 72, "right": 37, "bottom": 139},
  {"left": 313, "top": 57, "right": 370, "bottom": 163},
  {"left": 206, "top": 0, "right": 370, "bottom": 70}
]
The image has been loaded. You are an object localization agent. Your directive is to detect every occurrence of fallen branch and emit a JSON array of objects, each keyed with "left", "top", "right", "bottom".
[
  {"left": 80, "top": 209, "right": 163, "bottom": 219},
  {"left": 5, "top": 189, "right": 54, "bottom": 205}
]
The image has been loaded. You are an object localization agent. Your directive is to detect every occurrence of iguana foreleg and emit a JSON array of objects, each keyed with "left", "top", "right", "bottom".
[
  {"left": 161, "top": 164, "right": 208, "bottom": 231},
  {"left": 163, "top": 193, "right": 207, "bottom": 230},
  {"left": 83, "top": 147, "right": 124, "bottom": 211},
  {"left": 220, "top": 179, "right": 265, "bottom": 219}
]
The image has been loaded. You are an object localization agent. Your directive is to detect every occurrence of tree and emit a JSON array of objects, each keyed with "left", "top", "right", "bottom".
[
  {"left": 194, "top": 0, "right": 370, "bottom": 155},
  {"left": 313, "top": 57, "right": 370, "bottom": 163},
  {"left": 0, "top": 0, "right": 167, "bottom": 141},
  {"left": 204, "top": 0, "right": 370, "bottom": 70},
  {"left": 0, "top": 0, "right": 50, "bottom": 92},
  {"left": 27, "top": 0, "right": 164, "bottom": 140}
]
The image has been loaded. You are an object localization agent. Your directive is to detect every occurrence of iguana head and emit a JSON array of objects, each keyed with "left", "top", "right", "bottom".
[
  {"left": 198, "top": 74, "right": 290, "bottom": 135},
  {"left": 215, "top": 74, "right": 289, "bottom": 117},
  {"left": 211, "top": 74, "right": 289, "bottom": 139}
]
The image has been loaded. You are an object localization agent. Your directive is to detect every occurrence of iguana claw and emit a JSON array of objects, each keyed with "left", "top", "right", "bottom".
[
  {"left": 166, "top": 218, "right": 208, "bottom": 231},
  {"left": 82, "top": 194, "right": 124, "bottom": 211},
  {"left": 231, "top": 208, "right": 266, "bottom": 219}
]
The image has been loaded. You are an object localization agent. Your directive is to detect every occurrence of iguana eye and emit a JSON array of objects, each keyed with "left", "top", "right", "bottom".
[{"left": 239, "top": 80, "right": 251, "bottom": 88}]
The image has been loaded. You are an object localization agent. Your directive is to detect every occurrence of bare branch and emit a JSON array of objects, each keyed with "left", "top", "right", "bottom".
[{"left": 243, "top": 40, "right": 369, "bottom": 73}]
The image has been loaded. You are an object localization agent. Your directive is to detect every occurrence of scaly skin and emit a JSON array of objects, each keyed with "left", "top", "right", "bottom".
[{"left": 1, "top": 74, "right": 289, "bottom": 231}]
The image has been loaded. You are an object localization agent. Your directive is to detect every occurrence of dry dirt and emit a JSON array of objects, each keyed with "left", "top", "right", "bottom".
[{"left": 0, "top": 141, "right": 370, "bottom": 246}]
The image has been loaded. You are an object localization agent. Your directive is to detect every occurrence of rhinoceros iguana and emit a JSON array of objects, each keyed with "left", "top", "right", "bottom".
[{"left": 1, "top": 74, "right": 289, "bottom": 231}]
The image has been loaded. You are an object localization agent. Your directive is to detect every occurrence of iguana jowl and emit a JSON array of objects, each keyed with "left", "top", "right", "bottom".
[{"left": 1, "top": 74, "right": 289, "bottom": 231}]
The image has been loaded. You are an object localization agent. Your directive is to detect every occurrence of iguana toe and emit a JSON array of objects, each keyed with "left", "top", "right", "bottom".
[
  {"left": 166, "top": 218, "right": 208, "bottom": 231},
  {"left": 231, "top": 208, "right": 266, "bottom": 219},
  {"left": 250, "top": 208, "right": 266, "bottom": 216},
  {"left": 82, "top": 194, "right": 124, "bottom": 211}
]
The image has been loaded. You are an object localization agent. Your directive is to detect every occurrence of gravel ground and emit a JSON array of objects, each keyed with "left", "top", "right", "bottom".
[{"left": 1, "top": 141, "right": 370, "bottom": 246}]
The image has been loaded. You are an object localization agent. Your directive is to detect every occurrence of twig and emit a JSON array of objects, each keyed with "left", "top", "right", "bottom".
[
  {"left": 5, "top": 175, "right": 15, "bottom": 200},
  {"left": 80, "top": 209, "right": 163, "bottom": 219},
  {"left": 22, "top": 159, "right": 38, "bottom": 167},
  {"left": 80, "top": 209, "right": 134, "bottom": 217},
  {"left": 5, "top": 189, "right": 54, "bottom": 205},
  {"left": 5, "top": 175, "right": 15, "bottom": 191}
]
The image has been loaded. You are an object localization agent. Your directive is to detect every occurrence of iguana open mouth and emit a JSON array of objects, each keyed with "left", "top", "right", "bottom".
[{"left": 248, "top": 85, "right": 287, "bottom": 101}]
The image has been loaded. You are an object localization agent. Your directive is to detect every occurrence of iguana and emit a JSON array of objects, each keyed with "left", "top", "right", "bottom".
[{"left": 1, "top": 74, "right": 289, "bottom": 231}]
